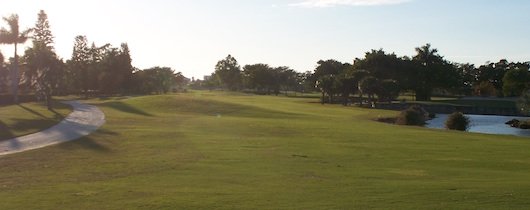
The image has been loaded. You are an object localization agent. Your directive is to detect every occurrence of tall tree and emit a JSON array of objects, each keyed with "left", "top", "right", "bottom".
[
  {"left": 0, "top": 52, "right": 5, "bottom": 93},
  {"left": 456, "top": 63, "right": 477, "bottom": 95},
  {"left": 311, "top": 59, "right": 344, "bottom": 86},
  {"left": 215, "top": 54, "right": 242, "bottom": 91},
  {"left": 70, "top": 35, "right": 91, "bottom": 98},
  {"left": 376, "top": 79, "right": 400, "bottom": 103},
  {"left": 315, "top": 74, "right": 336, "bottom": 104},
  {"left": 118, "top": 43, "right": 134, "bottom": 93},
  {"left": 0, "top": 14, "right": 31, "bottom": 103},
  {"left": 412, "top": 43, "right": 459, "bottom": 101},
  {"left": 243, "top": 63, "right": 273, "bottom": 94},
  {"left": 24, "top": 10, "right": 60, "bottom": 109},
  {"left": 32, "top": 10, "right": 53, "bottom": 48},
  {"left": 503, "top": 67, "right": 529, "bottom": 97},
  {"left": 353, "top": 49, "right": 401, "bottom": 80},
  {"left": 351, "top": 69, "right": 370, "bottom": 105},
  {"left": 358, "top": 76, "right": 379, "bottom": 106},
  {"left": 413, "top": 43, "right": 439, "bottom": 101}
]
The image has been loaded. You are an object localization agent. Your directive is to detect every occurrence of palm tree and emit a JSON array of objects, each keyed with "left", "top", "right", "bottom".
[
  {"left": 414, "top": 43, "right": 439, "bottom": 66},
  {"left": 413, "top": 43, "right": 442, "bottom": 101},
  {"left": 0, "top": 14, "right": 31, "bottom": 104}
]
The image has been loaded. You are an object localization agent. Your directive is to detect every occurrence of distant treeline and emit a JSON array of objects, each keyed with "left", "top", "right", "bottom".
[{"left": 194, "top": 44, "right": 529, "bottom": 104}]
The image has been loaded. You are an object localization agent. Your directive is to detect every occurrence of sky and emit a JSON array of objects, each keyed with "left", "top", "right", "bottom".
[{"left": 1, "top": 0, "right": 529, "bottom": 79}]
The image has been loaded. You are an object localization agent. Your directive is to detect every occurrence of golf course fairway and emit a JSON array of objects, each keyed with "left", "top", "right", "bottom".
[{"left": 1, "top": 91, "right": 529, "bottom": 209}]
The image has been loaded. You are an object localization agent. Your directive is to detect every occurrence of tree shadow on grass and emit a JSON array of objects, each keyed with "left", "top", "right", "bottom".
[
  {"left": 9, "top": 118, "right": 58, "bottom": 131},
  {"left": 174, "top": 98, "right": 304, "bottom": 119},
  {"left": 17, "top": 104, "right": 48, "bottom": 119},
  {"left": 0, "top": 120, "right": 16, "bottom": 141},
  {"left": 59, "top": 137, "right": 111, "bottom": 153},
  {"left": 98, "top": 101, "right": 153, "bottom": 117},
  {"left": 0, "top": 118, "right": 60, "bottom": 141},
  {"left": 58, "top": 128, "right": 118, "bottom": 153}
]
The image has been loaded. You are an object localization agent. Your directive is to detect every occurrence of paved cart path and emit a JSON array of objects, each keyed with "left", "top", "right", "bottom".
[{"left": 0, "top": 101, "right": 105, "bottom": 156}]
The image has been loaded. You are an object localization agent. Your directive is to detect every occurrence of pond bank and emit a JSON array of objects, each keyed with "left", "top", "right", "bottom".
[
  {"left": 375, "top": 103, "right": 526, "bottom": 117},
  {"left": 426, "top": 114, "right": 530, "bottom": 137}
]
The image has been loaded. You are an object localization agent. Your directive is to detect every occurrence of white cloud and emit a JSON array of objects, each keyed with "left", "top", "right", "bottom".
[{"left": 289, "top": 0, "right": 412, "bottom": 8}]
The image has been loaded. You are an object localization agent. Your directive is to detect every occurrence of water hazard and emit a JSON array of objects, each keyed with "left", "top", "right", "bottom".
[{"left": 426, "top": 114, "right": 530, "bottom": 137}]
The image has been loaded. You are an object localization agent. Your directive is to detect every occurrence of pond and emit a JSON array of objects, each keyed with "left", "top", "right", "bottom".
[{"left": 426, "top": 114, "right": 530, "bottom": 137}]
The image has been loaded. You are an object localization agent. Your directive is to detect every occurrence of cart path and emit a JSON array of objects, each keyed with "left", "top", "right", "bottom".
[{"left": 0, "top": 101, "right": 105, "bottom": 156}]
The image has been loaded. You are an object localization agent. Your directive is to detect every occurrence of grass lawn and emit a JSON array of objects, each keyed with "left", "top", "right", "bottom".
[
  {"left": 1, "top": 91, "right": 530, "bottom": 209},
  {"left": 0, "top": 101, "right": 72, "bottom": 140}
]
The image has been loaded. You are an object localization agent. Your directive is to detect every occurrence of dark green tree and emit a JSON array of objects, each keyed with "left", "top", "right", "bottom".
[
  {"left": 353, "top": 49, "right": 401, "bottom": 80},
  {"left": 455, "top": 63, "right": 477, "bottom": 95},
  {"left": 359, "top": 76, "right": 379, "bottom": 106},
  {"left": 150, "top": 67, "right": 176, "bottom": 94},
  {"left": 0, "top": 14, "right": 31, "bottom": 103},
  {"left": 351, "top": 69, "right": 370, "bottom": 105},
  {"left": 132, "top": 67, "right": 177, "bottom": 94},
  {"left": 0, "top": 52, "right": 6, "bottom": 93},
  {"left": 23, "top": 10, "right": 61, "bottom": 109},
  {"left": 315, "top": 75, "right": 336, "bottom": 104},
  {"left": 173, "top": 72, "right": 189, "bottom": 92},
  {"left": 70, "top": 35, "right": 90, "bottom": 98},
  {"left": 376, "top": 79, "right": 400, "bottom": 103},
  {"left": 503, "top": 67, "right": 529, "bottom": 97},
  {"left": 310, "top": 59, "right": 344, "bottom": 86},
  {"left": 215, "top": 54, "right": 242, "bottom": 91},
  {"left": 412, "top": 44, "right": 459, "bottom": 101},
  {"left": 275, "top": 66, "right": 298, "bottom": 95},
  {"left": 475, "top": 60, "right": 509, "bottom": 96},
  {"left": 243, "top": 63, "right": 273, "bottom": 94}
]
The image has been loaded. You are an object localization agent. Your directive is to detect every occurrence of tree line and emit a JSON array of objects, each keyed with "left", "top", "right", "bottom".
[
  {"left": 191, "top": 54, "right": 307, "bottom": 95},
  {"left": 1, "top": 11, "right": 527, "bottom": 109},
  {"left": 196, "top": 44, "right": 529, "bottom": 104},
  {"left": 0, "top": 10, "right": 188, "bottom": 108}
]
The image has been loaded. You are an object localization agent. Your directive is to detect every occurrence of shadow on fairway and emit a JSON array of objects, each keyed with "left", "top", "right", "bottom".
[
  {"left": 171, "top": 98, "right": 303, "bottom": 119},
  {"left": 99, "top": 101, "right": 154, "bottom": 117},
  {"left": 0, "top": 118, "right": 63, "bottom": 141},
  {"left": 62, "top": 137, "right": 112, "bottom": 152},
  {"left": 17, "top": 104, "right": 48, "bottom": 119},
  {"left": 0, "top": 120, "right": 16, "bottom": 141},
  {"left": 58, "top": 128, "right": 118, "bottom": 153},
  {"left": 8, "top": 118, "right": 57, "bottom": 132}
]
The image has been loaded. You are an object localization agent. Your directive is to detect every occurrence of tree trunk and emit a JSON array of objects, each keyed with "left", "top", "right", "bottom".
[
  {"left": 12, "top": 43, "right": 19, "bottom": 104},
  {"left": 321, "top": 91, "right": 325, "bottom": 104},
  {"left": 46, "top": 93, "right": 53, "bottom": 111}
]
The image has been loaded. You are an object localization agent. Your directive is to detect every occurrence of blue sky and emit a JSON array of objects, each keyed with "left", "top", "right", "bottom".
[{"left": 1, "top": 0, "right": 530, "bottom": 78}]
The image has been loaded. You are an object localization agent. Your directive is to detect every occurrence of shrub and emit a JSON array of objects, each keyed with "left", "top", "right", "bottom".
[
  {"left": 520, "top": 121, "right": 530, "bottom": 129},
  {"left": 396, "top": 105, "right": 428, "bottom": 126},
  {"left": 445, "top": 112, "right": 470, "bottom": 131}
]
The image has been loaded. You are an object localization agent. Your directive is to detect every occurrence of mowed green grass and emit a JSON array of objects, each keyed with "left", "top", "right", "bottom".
[
  {"left": 1, "top": 92, "right": 530, "bottom": 209},
  {"left": 0, "top": 101, "right": 72, "bottom": 140}
]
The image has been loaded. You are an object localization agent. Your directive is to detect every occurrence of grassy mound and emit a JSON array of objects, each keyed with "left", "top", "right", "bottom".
[{"left": 0, "top": 91, "right": 529, "bottom": 209}]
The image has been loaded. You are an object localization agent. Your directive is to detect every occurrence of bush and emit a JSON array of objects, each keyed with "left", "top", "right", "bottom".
[
  {"left": 396, "top": 105, "right": 428, "bottom": 126},
  {"left": 445, "top": 112, "right": 470, "bottom": 131},
  {"left": 520, "top": 121, "right": 530, "bottom": 129}
]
